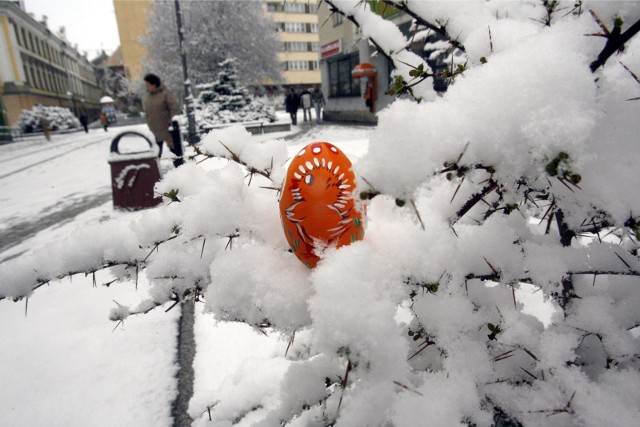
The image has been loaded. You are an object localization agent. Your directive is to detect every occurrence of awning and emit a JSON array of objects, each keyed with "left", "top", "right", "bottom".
[{"left": 351, "top": 63, "right": 377, "bottom": 78}]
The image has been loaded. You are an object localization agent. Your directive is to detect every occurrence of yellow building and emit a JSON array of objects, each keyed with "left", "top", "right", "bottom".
[
  {"left": 112, "top": 0, "right": 152, "bottom": 83},
  {"left": 0, "top": 1, "right": 101, "bottom": 127},
  {"left": 112, "top": 0, "right": 320, "bottom": 90},
  {"left": 264, "top": 0, "right": 321, "bottom": 88}
]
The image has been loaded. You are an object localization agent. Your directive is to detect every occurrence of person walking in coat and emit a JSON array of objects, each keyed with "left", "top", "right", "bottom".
[
  {"left": 79, "top": 111, "right": 89, "bottom": 133},
  {"left": 300, "top": 88, "right": 312, "bottom": 122},
  {"left": 311, "top": 87, "right": 325, "bottom": 124},
  {"left": 143, "top": 73, "right": 184, "bottom": 167},
  {"left": 285, "top": 88, "right": 300, "bottom": 125},
  {"left": 39, "top": 115, "right": 51, "bottom": 141},
  {"left": 99, "top": 111, "right": 109, "bottom": 131}
]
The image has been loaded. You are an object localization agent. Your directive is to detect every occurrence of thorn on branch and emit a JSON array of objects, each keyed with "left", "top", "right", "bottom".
[
  {"left": 451, "top": 180, "right": 499, "bottom": 225},
  {"left": 336, "top": 359, "right": 352, "bottom": 416},
  {"left": 112, "top": 319, "right": 124, "bottom": 332},
  {"left": 225, "top": 232, "right": 240, "bottom": 251},
  {"left": 285, "top": 330, "right": 296, "bottom": 358},
  {"left": 164, "top": 299, "right": 181, "bottom": 313},
  {"left": 614, "top": 252, "right": 632, "bottom": 269},
  {"left": 200, "top": 237, "right": 206, "bottom": 259},
  {"left": 393, "top": 380, "right": 424, "bottom": 396},
  {"left": 410, "top": 199, "right": 425, "bottom": 230}
]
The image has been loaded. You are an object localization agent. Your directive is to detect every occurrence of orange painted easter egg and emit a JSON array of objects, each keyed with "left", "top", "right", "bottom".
[{"left": 279, "top": 142, "right": 365, "bottom": 268}]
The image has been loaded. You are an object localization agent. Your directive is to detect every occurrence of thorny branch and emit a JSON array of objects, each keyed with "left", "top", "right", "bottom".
[
  {"left": 380, "top": 0, "right": 466, "bottom": 53},
  {"left": 192, "top": 144, "right": 273, "bottom": 183},
  {"left": 589, "top": 11, "right": 640, "bottom": 72}
]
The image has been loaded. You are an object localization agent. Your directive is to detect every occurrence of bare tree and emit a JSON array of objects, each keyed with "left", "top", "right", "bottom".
[{"left": 141, "top": 0, "right": 282, "bottom": 96}]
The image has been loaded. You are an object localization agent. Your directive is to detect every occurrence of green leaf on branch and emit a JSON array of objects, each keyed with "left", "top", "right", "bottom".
[
  {"left": 388, "top": 75, "right": 407, "bottom": 95},
  {"left": 163, "top": 189, "right": 181, "bottom": 203},
  {"left": 487, "top": 322, "right": 502, "bottom": 340},
  {"left": 545, "top": 151, "right": 574, "bottom": 178}
]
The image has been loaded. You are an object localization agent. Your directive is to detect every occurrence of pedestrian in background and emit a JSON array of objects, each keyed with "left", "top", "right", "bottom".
[
  {"left": 311, "top": 87, "right": 325, "bottom": 124},
  {"left": 300, "top": 88, "right": 312, "bottom": 122},
  {"left": 79, "top": 111, "right": 89, "bottom": 133},
  {"left": 143, "top": 73, "right": 184, "bottom": 167},
  {"left": 99, "top": 111, "right": 108, "bottom": 131},
  {"left": 285, "top": 88, "right": 300, "bottom": 125},
  {"left": 100, "top": 102, "right": 117, "bottom": 131},
  {"left": 39, "top": 115, "right": 51, "bottom": 141}
]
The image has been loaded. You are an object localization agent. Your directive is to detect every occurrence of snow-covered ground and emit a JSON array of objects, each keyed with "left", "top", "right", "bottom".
[{"left": 0, "top": 117, "right": 374, "bottom": 426}]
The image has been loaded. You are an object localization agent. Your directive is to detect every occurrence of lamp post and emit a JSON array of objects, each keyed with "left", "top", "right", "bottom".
[{"left": 174, "top": 0, "right": 198, "bottom": 145}]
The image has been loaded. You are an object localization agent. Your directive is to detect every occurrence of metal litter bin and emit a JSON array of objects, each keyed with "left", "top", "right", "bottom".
[{"left": 108, "top": 131, "right": 162, "bottom": 210}]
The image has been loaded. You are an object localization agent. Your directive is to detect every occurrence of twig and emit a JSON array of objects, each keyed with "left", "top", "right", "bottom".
[
  {"left": 393, "top": 380, "right": 424, "bottom": 396},
  {"left": 450, "top": 180, "right": 498, "bottom": 224},
  {"left": 285, "top": 330, "right": 296, "bottom": 357},
  {"left": 590, "top": 15, "right": 640, "bottom": 72},
  {"left": 410, "top": 199, "right": 426, "bottom": 230},
  {"left": 336, "top": 359, "right": 352, "bottom": 416}
]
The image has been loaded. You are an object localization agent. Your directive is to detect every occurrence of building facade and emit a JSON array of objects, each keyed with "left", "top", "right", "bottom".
[
  {"left": 317, "top": 1, "right": 405, "bottom": 124},
  {"left": 111, "top": 0, "right": 321, "bottom": 92},
  {"left": 264, "top": 0, "right": 321, "bottom": 88},
  {"left": 0, "top": 1, "right": 102, "bottom": 127},
  {"left": 113, "top": 0, "right": 152, "bottom": 83}
]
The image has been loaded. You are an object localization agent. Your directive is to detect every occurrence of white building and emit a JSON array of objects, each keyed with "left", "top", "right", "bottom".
[{"left": 0, "top": 1, "right": 102, "bottom": 127}]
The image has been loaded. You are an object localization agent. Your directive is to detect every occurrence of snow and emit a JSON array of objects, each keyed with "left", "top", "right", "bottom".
[
  {"left": 2, "top": 2, "right": 640, "bottom": 426},
  {"left": 0, "top": 117, "right": 374, "bottom": 425}
]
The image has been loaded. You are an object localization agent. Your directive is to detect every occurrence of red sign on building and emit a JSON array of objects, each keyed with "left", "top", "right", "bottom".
[{"left": 321, "top": 39, "right": 342, "bottom": 59}]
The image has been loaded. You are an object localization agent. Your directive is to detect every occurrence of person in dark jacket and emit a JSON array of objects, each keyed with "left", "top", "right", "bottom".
[
  {"left": 143, "top": 73, "right": 184, "bottom": 167},
  {"left": 79, "top": 111, "right": 89, "bottom": 133},
  {"left": 285, "top": 88, "right": 300, "bottom": 125}
]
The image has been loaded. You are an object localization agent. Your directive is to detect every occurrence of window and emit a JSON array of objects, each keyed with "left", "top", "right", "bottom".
[
  {"left": 309, "top": 23, "right": 318, "bottom": 33},
  {"left": 284, "top": 22, "right": 306, "bottom": 33},
  {"left": 285, "top": 41, "right": 306, "bottom": 52},
  {"left": 266, "top": 2, "right": 280, "bottom": 12},
  {"left": 286, "top": 61, "right": 309, "bottom": 71},
  {"left": 284, "top": 2, "right": 306, "bottom": 13},
  {"left": 333, "top": 13, "right": 344, "bottom": 26},
  {"left": 308, "top": 4, "right": 318, "bottom": 13},
  {"left": 284, "top": 41, "right": 318, "bottom": 52},
  {"left": 328, "top": 53, "right": 360, "bottom": 97}
]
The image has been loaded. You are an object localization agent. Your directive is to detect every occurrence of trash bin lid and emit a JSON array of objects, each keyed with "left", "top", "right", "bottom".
[{"left": 109, "top": 131, "right": 158, "bottom": 162}]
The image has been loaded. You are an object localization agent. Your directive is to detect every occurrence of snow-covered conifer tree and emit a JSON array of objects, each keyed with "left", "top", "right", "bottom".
[{"left": 190, "top": 58, "right": 276, "bottom": 128}]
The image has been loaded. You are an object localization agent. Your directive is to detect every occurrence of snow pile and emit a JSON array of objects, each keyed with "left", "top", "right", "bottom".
[
  {"left": 17, "top": 105, "right": 81, "bottom": 133},
  {"left": 2, "top": 2, "right": 640, "bottom": 426}
]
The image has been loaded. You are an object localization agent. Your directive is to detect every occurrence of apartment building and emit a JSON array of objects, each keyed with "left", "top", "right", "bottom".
[
  {"left": 0, "top": 1, "right": 102, "bottom": 127},
  {"left": 264, "top": 0, "right": 321, "bottom": 89},
  {"left": 112, "top": 0, "right": 152, "bottom": 83}
]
